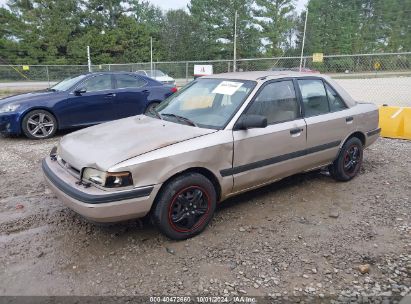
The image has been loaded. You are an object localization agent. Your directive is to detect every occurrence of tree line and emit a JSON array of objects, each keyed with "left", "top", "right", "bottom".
[{"left": 0, "top": 0, "right": 409, "bottom": 65}]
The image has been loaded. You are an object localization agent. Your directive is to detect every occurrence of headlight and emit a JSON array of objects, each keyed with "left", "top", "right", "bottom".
[
  {"left": 82, "top": 168, "right": 133, "bottom": 188},
  {"left": 0, "top": 104, "right": 19, "bottom": 113}
]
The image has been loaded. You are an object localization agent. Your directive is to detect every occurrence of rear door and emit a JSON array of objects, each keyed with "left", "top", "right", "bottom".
[
  {"left": 297, "top": 78, "right": 353, "bottom": 169},
  {"left": 113, "top": 73, "right": 150, "bottom": 118},
  {"left": 65, "top": 74, "right": 116, "bottom": 126},
  {"left": 231, "top": 79, "right": 307, "bottom": 193}
]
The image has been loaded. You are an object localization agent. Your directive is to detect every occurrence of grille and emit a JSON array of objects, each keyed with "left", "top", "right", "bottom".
[{"left": 58, "top": 157, "right": 81, "bottom": 178}]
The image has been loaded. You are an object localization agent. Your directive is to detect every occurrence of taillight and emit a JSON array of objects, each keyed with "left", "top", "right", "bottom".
[{"left": 170, "top": 87, "right": 178, "bottom": 93}]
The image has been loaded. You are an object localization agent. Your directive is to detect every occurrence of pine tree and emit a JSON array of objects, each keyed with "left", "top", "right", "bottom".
[{"left": 254, "top": 0, "right": 295, "bottom": 56}]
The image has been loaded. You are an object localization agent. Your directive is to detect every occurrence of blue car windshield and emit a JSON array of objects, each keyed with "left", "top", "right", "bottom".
[{"left": 51, "top": 75, "right": 87, "bottom": 91}]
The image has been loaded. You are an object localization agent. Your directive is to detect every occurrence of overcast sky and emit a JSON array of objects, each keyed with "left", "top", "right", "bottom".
[{"left": 0, "top": 0, "right": 308, "bottom": 11}]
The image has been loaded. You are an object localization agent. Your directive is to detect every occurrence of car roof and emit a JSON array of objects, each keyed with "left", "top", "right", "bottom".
[
  {"left": 87, "top": 72, "right": 139, "bottom": 75},
  {"left": 203, "top": 71, "right": 357, "bottom": 108},
  {"left": 203, "top": 71, "right": 323, "bottom": 81}
]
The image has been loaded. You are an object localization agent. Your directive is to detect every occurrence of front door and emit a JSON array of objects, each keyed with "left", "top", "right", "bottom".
[
  {"left": 65, "top": 74, "right": 116, "bottom": 126},
  {"left": 231, "top": 80, "right": 307, "bottom": 193}
]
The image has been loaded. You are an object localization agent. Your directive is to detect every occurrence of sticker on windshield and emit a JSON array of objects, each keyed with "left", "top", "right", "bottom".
[{"left": 212, "top": 81, "right": 243, "bottom": 96}]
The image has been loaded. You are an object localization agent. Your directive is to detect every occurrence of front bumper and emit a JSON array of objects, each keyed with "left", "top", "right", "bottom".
[
  {"left": 42, "top": 157, "right": 161, "bottom": 222},
  {"left": 0, "top": 112, "right": 21, "bottom": 134}
]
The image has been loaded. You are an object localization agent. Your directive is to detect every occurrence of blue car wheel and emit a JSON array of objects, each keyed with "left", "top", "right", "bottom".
[
  {"left": 22, "top": 109, "right": 58, "bottom": 139},
  {"left": 144, "top": 102, "right": 160, "bottom": 115}
]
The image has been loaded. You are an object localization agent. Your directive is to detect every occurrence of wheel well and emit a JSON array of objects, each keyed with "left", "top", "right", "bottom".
[
  {"left": 346, "top": 131, "right": 366, "bottom": 146},
  {"left": 21, "top": 108, "right": 59, "bottom": 129},
  {"left": 147, "top": 100, "right": 161, "bottom": 106},
  {"left": 150, "top": 167, "right": 222, "bottom": 213}
]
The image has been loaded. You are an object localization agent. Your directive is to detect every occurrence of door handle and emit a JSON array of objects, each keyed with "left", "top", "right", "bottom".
[
  {"left": 105, "top": 93, "right": 116, "bottom": 99},
  {"left": 346, "top": 116, "right": 354, "bottom": 123},
  {"left": 290, "top": 128, "right": 304, "bottom": 135}
]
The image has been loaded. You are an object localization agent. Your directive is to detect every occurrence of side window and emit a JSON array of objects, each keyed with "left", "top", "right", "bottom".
[
  {"left": 116, "top": 74, "right": 147, "bottom": 88},
  {"left": 82, "top": 75, "right": 112, "bottom": 92},
  {"left": 246, "top": 80, "right": 300, "bottom": 124},
  {"left": 325, "top": 83, "right": 347, "bottom": 111},
  {"left": 298, "top": 79, "right": 330, "bottom": 117}
]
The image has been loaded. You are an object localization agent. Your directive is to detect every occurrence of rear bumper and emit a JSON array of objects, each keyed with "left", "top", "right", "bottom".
[
  {"left": 366, "top": 128, "right": 381, "bottom": 137},
  {"left": 0, "top": 113, "right": 21, "bottom": 134},
  {"left": 42, "top": 157, "right": 161, "bottom": 222},
  {"left": 365, "top": 127, "right": 381, "bottom": 148}
]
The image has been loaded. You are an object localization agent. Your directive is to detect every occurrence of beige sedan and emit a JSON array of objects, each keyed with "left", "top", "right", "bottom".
[{"left": 43, "top": 72, "right": 380, "bottom": 240}]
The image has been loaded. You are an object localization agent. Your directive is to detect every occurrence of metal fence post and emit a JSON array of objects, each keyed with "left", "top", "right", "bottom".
[
  {"left": 186, "top": 62, "right": 189, "bottom": 83},
  {"left": 46, "top": 66, "right": 50, "bottom": 87}
]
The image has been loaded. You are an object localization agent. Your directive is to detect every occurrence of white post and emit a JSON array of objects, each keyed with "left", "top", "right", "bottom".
[
  {"left": 299, "top": 8, "right": 308, "bottom": 72},
  {"left": 46, "top": 66, "right": 50, "bottom": 87},
  {"left": 150, "top": 37, "right": 153, "bottom": 75},
  {"left": 185, "top": 61, "right": 189, "bottom": 84},
  {"left": 233, "top": 10, "right": 238, "bottom": 72},
  {"left": 87, "top": 46, "right": 91, "bottom": 72}
]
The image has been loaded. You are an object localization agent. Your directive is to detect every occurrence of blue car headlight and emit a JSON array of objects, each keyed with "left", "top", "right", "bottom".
[{"left": 0, "top": 104, "right": 20, "bottom": 113}]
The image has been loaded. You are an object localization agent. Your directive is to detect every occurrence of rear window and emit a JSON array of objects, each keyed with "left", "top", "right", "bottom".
[
  {"left": 116, "top": 74, "right": 147, "bottom": 88},
  {"left": 298, "top": 79, "right": 330, "bottom": 117}
]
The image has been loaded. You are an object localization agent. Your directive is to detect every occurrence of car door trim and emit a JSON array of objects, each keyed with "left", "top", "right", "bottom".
[
  {"left": 366, "top": 128, "right": 381, "bottom": 137},
  {"left": 220, "top": 140, "right": 340, "bottom": 177}
]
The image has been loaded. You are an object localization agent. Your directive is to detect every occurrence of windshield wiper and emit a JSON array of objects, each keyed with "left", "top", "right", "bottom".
[
  {"left": 161, "top": 113, "right": 198, "bottom": 127},
  {"left": 148, "top": 107, "right": 163, "bottom": 120},
  {"left": 47, "top": 88, "right": 57, "bottom": 92}
]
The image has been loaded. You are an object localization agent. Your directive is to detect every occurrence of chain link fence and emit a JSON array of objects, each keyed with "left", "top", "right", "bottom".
[{"left": 0, "top": 52, "right": 410, "bottom": 106}]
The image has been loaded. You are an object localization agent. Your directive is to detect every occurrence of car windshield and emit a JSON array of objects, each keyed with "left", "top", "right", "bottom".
[
  {"left": 147, "top": 70, "right": 166, "bottom": 77},
  {"left": 153, "top": 78, "right": 256, "bottom": 129},
  {"left": 51, "top": 75, "right": 87, "bottom": 91}
]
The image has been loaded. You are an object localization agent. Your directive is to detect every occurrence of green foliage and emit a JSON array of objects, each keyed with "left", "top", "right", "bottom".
[
  {"left": 189, "top": 0, "right": 262, "bottom": 59},
  {"left": 297, "top": 0, "right": 411, "bottom": 55},
  {"left": 0, "top": 0, "right": 409, "bottom": 65},
  {"left": 254, "top": 0, "right": 295, "bottom": 56}
]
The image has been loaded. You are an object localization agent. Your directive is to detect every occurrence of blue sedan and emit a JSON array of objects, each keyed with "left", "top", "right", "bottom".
[{"left": 0, "top": 72, "right": 177, "bottom": 139}]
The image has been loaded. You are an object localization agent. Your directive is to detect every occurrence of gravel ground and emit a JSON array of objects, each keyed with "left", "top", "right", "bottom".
[{"left": 0, "top": 133, "right": 410, "bottom": 302}]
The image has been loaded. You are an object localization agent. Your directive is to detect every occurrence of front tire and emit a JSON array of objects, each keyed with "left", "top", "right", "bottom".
[
  {"left": 152, "top": 173, "right": 217, "bottom": 240},
  {"left": 22, "top": 109, "right": 57, "bottom": 139},
  {"left": 329, "top": 137, "right": 363, "bottom": 181}
]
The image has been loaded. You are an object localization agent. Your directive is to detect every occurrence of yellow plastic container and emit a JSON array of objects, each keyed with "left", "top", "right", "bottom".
[{"left": 379, "top": 106, "right": 411, "bottom": 140}]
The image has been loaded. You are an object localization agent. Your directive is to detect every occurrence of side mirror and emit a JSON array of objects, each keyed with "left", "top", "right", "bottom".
[
  {"left": 74, "top": 88, "right": 87, "bottom": 95},
  {"left": 234, "top": 114, "right": 268, "bottom": 130}
]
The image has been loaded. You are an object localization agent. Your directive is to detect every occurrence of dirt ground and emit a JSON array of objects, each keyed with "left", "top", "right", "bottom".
[{"left": 0, "top": 131, "right": 409, "bottom": 301}]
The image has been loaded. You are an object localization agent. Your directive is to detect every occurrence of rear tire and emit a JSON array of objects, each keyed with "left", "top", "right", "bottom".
[
  {"left": 152, "top": 173, "right": 217, "bottom": 240},
  {"left": 329, "top": 137, "right": 363, "bottom": 181},
  {"left": 22, "top": 109, "right": 57, "bottom": 139},
  {"left": 145, "top": 102, "right": 160, "bottom": 115}
]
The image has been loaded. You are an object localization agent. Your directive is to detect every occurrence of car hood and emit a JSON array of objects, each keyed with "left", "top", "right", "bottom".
[
  {"left": 0, "top": 90, "right": 60, "bottom": 107},
  {"left": 58, "top": 115, "right": 216, "bottom": 171}
]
